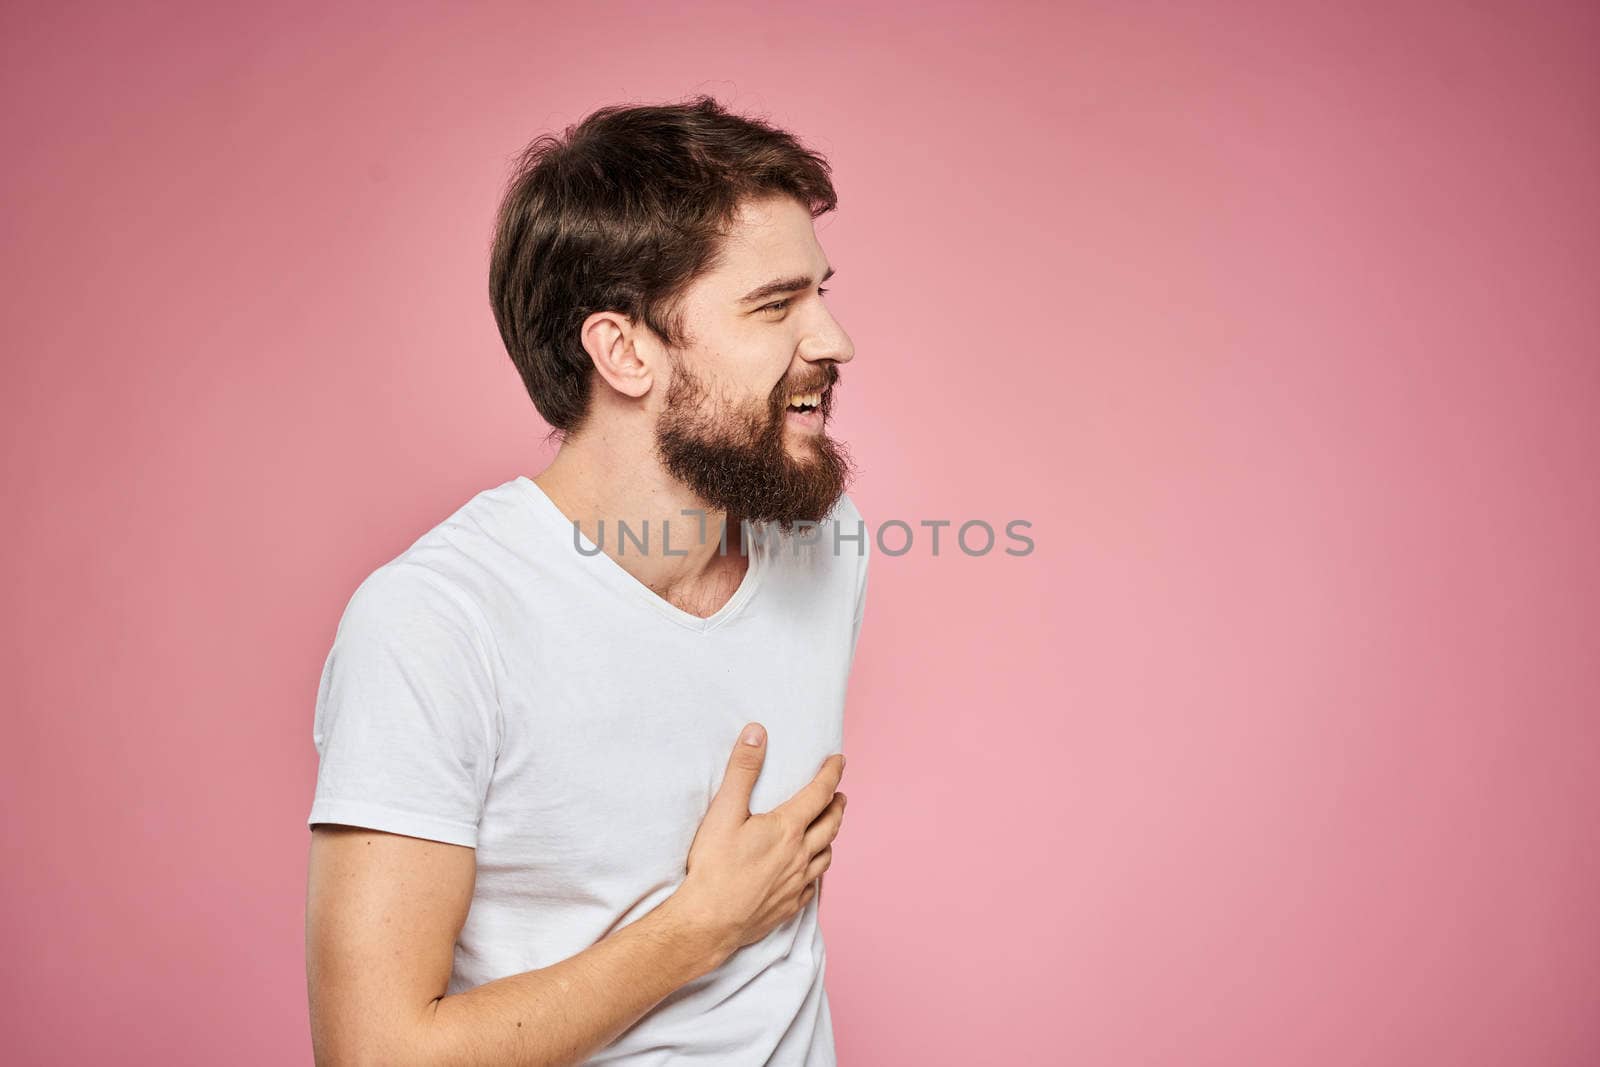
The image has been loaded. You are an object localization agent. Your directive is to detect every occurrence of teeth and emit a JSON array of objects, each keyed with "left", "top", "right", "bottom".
[{"left": 787, "top": 391, "right": 823, "bottom": 408}]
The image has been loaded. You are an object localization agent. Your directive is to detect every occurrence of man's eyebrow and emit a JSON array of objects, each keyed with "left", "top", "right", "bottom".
[{"left": 738, "top": 265, "right": 836, "bottom": 304}]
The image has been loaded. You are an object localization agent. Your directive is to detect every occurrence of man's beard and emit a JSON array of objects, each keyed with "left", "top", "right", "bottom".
[{"left": 654, "top": 355, "right": 855, "bottom": 532}]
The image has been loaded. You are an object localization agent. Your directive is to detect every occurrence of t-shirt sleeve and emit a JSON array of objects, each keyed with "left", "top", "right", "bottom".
[{"left": 307, "top": 562, "right": 502, "bottom": 848}]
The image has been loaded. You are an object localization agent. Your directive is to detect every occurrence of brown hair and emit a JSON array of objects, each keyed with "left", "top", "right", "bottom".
[{"left": 488, "top": 95, "right": 838, "bottom": 439}]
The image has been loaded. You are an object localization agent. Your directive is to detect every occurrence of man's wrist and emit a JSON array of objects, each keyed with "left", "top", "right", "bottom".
[{"left": 649, "top": 891, "right": 737, "bottom": 981}]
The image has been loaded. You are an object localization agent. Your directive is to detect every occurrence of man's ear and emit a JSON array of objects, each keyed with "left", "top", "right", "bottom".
[{"left": 580, "top": 311, "right": 653, "bottom": 401}]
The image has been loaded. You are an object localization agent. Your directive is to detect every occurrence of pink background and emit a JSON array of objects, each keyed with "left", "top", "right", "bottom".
[{"left": 4, "top": 1, "right": 1597, "bottom": 1063}]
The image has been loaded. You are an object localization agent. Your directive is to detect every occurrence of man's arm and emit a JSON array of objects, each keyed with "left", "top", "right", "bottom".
[{"left": 306, "top": 825, "right": 731, "bottom": 1067}]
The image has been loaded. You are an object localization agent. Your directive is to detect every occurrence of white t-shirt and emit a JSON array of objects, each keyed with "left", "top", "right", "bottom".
[{"left": 308, "top": 474, "right": 870, "bottom": 1065}]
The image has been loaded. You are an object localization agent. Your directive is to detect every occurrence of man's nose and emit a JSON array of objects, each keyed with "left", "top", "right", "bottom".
[{"left": 800, "top": 318, "right": 855, "bottom": 366}]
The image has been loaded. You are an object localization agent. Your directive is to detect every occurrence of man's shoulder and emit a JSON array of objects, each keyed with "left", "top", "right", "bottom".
[
  {"left": 340, "top": 477, "right": 536, "bottom": 633},
  {"left": 827, "top": 492, "right": 870, "bottom": 562},
  {"left": 337, "top": 557, "right": 489, "bottom": 651},
  {"left": 827, "top": 491, "right": 864, "bottom": 525},
  {"left": 768, "top": 492, "right": 868, "bottom": 580}
]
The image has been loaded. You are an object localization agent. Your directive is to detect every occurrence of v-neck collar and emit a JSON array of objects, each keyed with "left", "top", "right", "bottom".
[{"left": 513, "top": 474, "right": 769, "bottom": 634}]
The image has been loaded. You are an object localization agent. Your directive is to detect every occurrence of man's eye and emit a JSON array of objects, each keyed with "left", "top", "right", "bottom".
[{"left": 760, "top": 287, "right": 829, "bottom": 314}]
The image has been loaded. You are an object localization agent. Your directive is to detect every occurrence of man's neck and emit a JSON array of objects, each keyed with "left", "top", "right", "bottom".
[{"left": 533, "top": 434, "right": 749, "bottom": 609}]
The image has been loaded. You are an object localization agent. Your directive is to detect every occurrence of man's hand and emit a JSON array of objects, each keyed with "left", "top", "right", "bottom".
[{"left": 666, "top": 723, "right": 848, "bottom": 958}]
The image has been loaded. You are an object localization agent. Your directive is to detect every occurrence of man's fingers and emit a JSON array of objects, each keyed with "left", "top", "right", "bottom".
[
  {"left": 802, "top": 792, "right": 846, "bottom": 854},
  {"left": 775, "top": 753, "right": 845, "bottom": 827},
  {"left": 707, "top": 723, "right": 767, "bottom": 823}
]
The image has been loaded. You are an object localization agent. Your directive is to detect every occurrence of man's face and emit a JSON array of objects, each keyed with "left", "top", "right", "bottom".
[{"left": 652, "top": 195, "right": 857, "bottom": 530}]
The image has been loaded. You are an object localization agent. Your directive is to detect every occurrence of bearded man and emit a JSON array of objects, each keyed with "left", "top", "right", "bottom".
[{"left": 305, "top": 96, "right": 870, "bottom": 1067}]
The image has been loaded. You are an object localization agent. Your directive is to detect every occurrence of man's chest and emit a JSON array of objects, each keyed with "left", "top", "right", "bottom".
[{"left": 475, "top": 622, "right": 849, "bottom": 890}]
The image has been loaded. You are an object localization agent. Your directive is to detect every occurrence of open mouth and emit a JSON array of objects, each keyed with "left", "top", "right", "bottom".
[{"left": 784, "top": 387, "right": 827, "bottom": 415}]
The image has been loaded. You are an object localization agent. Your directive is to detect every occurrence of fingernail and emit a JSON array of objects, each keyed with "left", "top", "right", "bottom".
[{"left": 742, "top": 724, "right": 763, "bottom": 746}]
